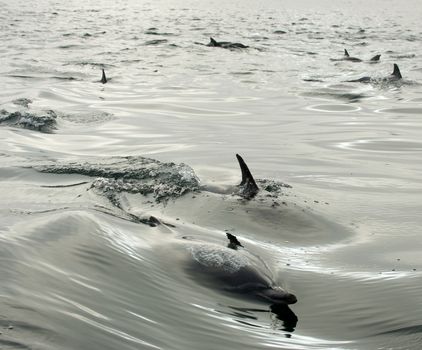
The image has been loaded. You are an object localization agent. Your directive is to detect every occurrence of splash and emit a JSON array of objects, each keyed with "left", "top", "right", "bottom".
[
  {"left": 36, "top": 156, "right": 201, "bottom": 202},
  {"left": 0, "top": 109, "right": 57, "bottom": 133}
]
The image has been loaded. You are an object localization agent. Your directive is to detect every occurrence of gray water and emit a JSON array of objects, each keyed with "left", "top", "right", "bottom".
[{"left": 1, "top": 0, "right": 422, "bottom": 349}]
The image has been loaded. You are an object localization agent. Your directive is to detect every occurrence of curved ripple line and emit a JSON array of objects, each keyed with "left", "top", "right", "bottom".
[
  {"left": 53, "top": 293, "right": 108, "bottom": 320},
  {"left": 62, "top": 311, "right": 161, "bottom": 349}
]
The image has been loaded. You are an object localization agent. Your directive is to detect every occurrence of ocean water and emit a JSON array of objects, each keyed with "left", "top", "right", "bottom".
[{"left": 1, "top": 0, "right": 422, "bottom": 349}]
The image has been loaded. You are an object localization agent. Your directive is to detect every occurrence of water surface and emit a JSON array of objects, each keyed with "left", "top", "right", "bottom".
[{"left": 1, "top": 0, "right": 422, "bottom": 349}]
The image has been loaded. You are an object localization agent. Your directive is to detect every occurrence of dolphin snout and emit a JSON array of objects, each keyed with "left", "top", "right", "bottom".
[
  {"left": 258, "top": 287, "right": 298, "bottom": 305},
  {"left": 284, "top": 292, "right": 297, "bottom": 305}
]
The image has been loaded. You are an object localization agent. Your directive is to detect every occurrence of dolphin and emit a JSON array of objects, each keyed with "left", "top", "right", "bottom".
[
  {"left": 178, "top": 233, "right": 297, "bottom": 306},
  {"left": 206, "top": 37, "right": 249, "bottom": 49},
  {"left": 346, "top": 63, "right": 402, "bottom": 83},
  {"left": 35, "top": 153, "right": 353, "bottom": 245},
  {"left": 342, "top": 49, "right": 362, "bottom": 62},
  {"left": 100, "top": 69, "right": 107, "bottom": 84},
  {"left": 331, "top": 49, "right": 381, "bottom": 63}
]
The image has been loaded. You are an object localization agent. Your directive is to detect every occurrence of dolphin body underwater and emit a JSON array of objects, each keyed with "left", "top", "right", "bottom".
[
  {"left": 346, "top": 63, "right": 402, "bottom": 83},
  {"left": 331, "top": 49, "right": 381, "bottom": 63},
  {"left": 180, "top": 233, "right": 298, "bottom": 305}
]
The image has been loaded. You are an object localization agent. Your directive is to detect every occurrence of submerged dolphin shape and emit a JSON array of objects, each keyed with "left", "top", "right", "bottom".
[
  {"left": 331, "top": 49, "right": 381, "bottom": 63},
  {"left": 206, "top": 37, "right": 249, "bottom": 49},
  {"left": 346, "top": 63, "right": 402, "bottom": 83},
  {"left": 183, "top": 233, "right": 297, "bottom": 306}
]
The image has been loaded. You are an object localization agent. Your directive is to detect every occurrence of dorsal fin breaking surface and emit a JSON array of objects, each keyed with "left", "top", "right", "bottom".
[
  {"left": 370, "top": 54, "right": 381, "bottom": 62},
  {"left": 392, "top": 64, "right": 402, "bottom": 79},
  {"left": 226, "top": 232, "right": 243, "bottom": 250},
  {"left": 209, "top": 37, "right": 218, "bottom": 46},
  {"left": 101, "top": 69, "right": 107, "bottom": 84},
  {"left": 236, "top": 154, "right": 259, "bottom": 199}
]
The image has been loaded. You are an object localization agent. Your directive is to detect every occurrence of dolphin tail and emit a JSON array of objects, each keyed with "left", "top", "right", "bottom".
[
  {"left": 392, "top": 64, "right": 402, "bottom": 79},
  {"left": 236, "top": 154, "right": 259, "bottom": 199},
  {"left": 370, "top": 54, "right": 381, "bottom": 62},
  {"left": 344, "top": 49, "right": 350, "bottom": 57},
  {"left": 101, "top": 69, "right": 107, "bottom": 84}
]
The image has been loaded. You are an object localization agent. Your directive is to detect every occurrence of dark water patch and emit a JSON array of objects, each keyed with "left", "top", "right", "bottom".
[
  {"left": 12, "top": 98, "right": 32, "bottom": 108},
  {"left": 144, "top": 39, "right": 169, "bottom": 46},
  {"left": 51, "top": 76, "right": 79, "bottom": 81},
  {"left": 273, "top": 30, "right": 287, "bottom": 34},
  {"left": 301, "top": 90, "right": 368, "bottom": 103},
  {"left": 377, "top": 324, "right": 422, "bottom": 335},
  {"left": 406, "top": 35, "right": 418, "bottom": 42},
  {"left": 6, "top": 74, "right": 37, "bottom": 79},
  {"left": 230, "top": 71, "right": 254, "bottom": 76},
  {"left": 0, "top": 109, "right": 57, "bottom": 133},
  {"left": 390, "top": 53, "right": 416, "bottom": 59},
  {"left": 145, "top": 29, "right": 177, "bottom": 36},
  {"left": 303, "top": 78, "right": 324, "bottom": 82},
  {"left": 57, "top": 44, "right": 82, "bottom": 49}
]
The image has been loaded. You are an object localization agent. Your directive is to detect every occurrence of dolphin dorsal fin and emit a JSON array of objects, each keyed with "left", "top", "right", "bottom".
[
  {"left": 236, "top": 154, "right": 259, "bottom": 199},
  {"left": 344, "top": 49, "right": 350, "bottom": 57},
  {"left": 370, "top": 54, "right": 381, "bottom": 61},
  {"left": 392, "top": 64, "right": 402, "bottom": 79},
  {"left": 226, "top": 232, "right": 243, "bottom": 250},
  {"left": 101, "top": 69, "right": 107, "bottom": 84},
  {"left": 209, "top": 37, "right": 218, "bottom": 46}
]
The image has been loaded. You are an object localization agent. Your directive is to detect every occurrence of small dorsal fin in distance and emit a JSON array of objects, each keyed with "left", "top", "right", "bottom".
[
  {"left": 236, "top": 154, "right": 259, "bottom": 199},
  {"left": 344, "top": 49, "right": 350, "bottom": 57},
  {"left": 101, "top": 69, "right": 107, "bottom": 84},
  {"left": 209, "top": 37, "right": 218, "bottom": 46},
  {"left": 392, "top": 63, "right": 402, "bottom": 79},
  {"left": 370, "top": 54, "right": 381, "bottom": 61},
  {"left": 226, "top": 232, "right": 243, "bottom": 250}
]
